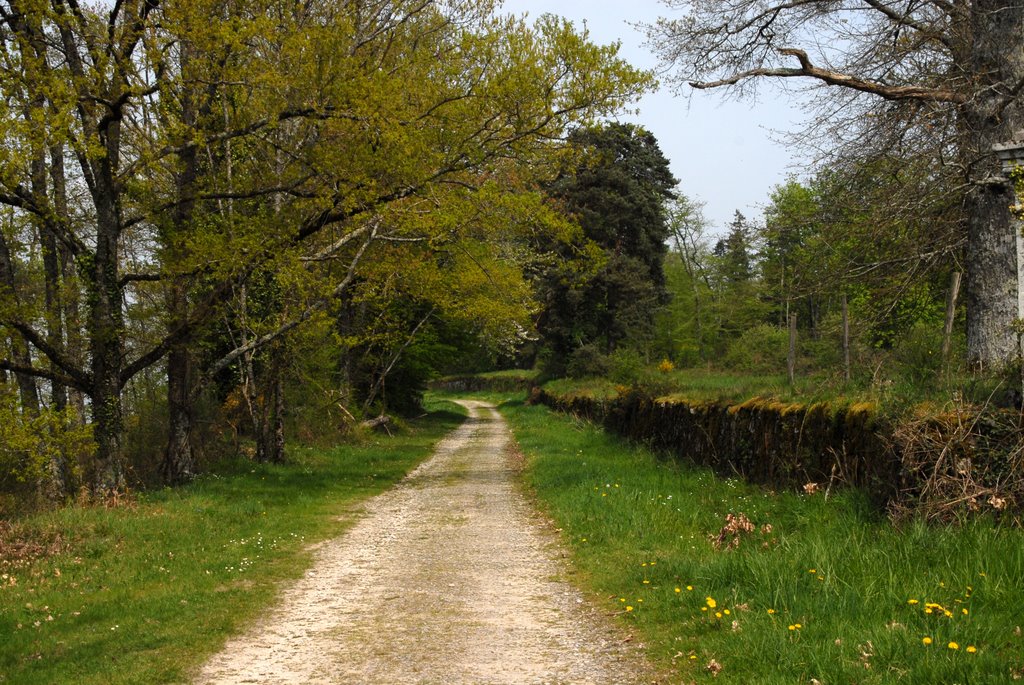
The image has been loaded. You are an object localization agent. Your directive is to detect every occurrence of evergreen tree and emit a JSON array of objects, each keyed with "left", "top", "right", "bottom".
[{"left": 537, "top": 123, "right": 677, "bottom": 370}]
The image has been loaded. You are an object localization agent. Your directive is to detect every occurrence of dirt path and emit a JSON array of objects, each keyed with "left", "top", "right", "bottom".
[{"left": 194, "top": 400, "right": 656, "bottom": 685}]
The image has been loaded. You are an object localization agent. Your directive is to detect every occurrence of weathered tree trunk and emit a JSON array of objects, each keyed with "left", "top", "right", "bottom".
[{"left": 962, "top": 2, "right": 1024, "bottom": 366}]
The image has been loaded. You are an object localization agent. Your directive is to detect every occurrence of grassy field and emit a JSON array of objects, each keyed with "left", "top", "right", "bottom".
[
  {"left": 499, "top": 396, "right": 1024, "bottom": 684},
  {"left": 0, "top": 398, "right": 465, "bottom": 685}
]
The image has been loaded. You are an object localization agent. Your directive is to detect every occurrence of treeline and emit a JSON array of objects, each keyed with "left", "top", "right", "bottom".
[
  {"left": 0, "top": 0, "right": 648, "bottom": 508},
  {"left": 525, "top": 127, "right": 968, "bottom": 397},
  {"left": 656, "top": 161, "right": 965, "bottom": 389}
]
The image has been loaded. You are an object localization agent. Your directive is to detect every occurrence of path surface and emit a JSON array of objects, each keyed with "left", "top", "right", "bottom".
[{"left": 195, "top": 400, "right": 655, "bottom": 685}]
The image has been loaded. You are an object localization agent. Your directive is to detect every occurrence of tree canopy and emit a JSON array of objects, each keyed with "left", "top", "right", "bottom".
[{"left": 0, "top": 0, "right": 651, "bottom": 498}]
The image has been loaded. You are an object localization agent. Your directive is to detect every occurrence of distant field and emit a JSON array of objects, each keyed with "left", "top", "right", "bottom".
[{"left": 500, "top": 397, "right": 1024, "bottom": 684}]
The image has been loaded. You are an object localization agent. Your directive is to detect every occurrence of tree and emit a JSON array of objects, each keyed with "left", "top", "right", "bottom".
[
  {"left": 648, "top": 1, "right": 1024, "bottom": 366},
  {"left": 0, "top": 0, "right": 650, "bottom": 495},
  {"left": 538, "top": 122, "right": 677, "bottom": 367}
]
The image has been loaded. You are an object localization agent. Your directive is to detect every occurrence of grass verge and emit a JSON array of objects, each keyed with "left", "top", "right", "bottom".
[
  {"left": 0, "top": 398, "right": 465, "bottom": 685},
  {"left": 500, "top": 397, "right": 1024, "bottom": 684}
]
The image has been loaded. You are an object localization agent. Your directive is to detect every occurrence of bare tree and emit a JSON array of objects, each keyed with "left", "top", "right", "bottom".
[{"left": 648, "top": 1, "right": 1024, "bottom": 366}]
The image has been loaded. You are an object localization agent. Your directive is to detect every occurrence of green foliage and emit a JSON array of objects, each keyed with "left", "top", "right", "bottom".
[
  {"left": 722, "top": 324, "right": 790, "bottom": 374},
  {"left": 566, "top": 344, "right": 611, "bottom": 379},
  {"left": 891, "top": 322, "right": 947, "bottom": 388},
  {"left": 0, "top": 387, "right": 92, "bottom": 509},
  {"left": 536, "top": 122, "right": 677, "bottom": 370},
  {"left": 504, "top": 399, "right": 1024, "bottom": 684}
]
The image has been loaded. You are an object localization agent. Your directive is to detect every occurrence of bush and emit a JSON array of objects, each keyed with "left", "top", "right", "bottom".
[
  {"left": 722, "top": 324, "right": 789, "bottom": 373},
  {"left": 606, "top": 348, "right": 646, "bottom": 385},
  {"left": 565, "top": 344, "right": 610, "bottom": 379},
  {"left": 890, "top": 322, "right": 945, "bottom": 388},
  {"left": 0, "top": 387, "right": 92, "bottom": 510}
]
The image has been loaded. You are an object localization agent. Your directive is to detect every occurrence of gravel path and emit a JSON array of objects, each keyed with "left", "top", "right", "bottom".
[{"left": 194, "top": 400, "right": 656, "bottom": 685}]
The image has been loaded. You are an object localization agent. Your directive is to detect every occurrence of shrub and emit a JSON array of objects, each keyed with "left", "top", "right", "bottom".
[
  {"left": 606, "top": 348, "right": 646, "bottom": 385},
  {"left": 565, "top": 344, "right": 610, "bottom": 379},
  {"left": 722, "top": 324, "right": 789, "bottom": 373}
]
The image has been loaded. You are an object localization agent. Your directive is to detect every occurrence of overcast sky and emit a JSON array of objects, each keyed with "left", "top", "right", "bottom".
[{"left": 499, "top": 0, "right": 811, "bottom": 234}]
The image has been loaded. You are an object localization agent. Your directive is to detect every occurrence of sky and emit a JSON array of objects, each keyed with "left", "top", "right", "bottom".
[{"left": 498, "top": 0, "right": 811, "bottom": 234}]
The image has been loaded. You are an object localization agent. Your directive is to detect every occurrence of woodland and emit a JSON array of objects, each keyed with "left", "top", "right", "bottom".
[{"left": 2, "top": 0, "right": 1024, "bottom": 513}]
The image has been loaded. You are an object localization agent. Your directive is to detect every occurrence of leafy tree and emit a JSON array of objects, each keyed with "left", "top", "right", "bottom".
[
  {"left": 0, "top": 0, "right": 650, "bottom": 495},
  {"left": 538, "top": 122, "right": 677, "bottom": 370},
  {"left": 648, "top": 1, "right": 1024, "bottom": 366}
]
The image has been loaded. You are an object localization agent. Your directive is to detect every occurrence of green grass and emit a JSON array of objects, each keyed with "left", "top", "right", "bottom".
[
  {"left": 543, "top": 368, "right": 830, "bottom": 404},
  {"left": 474, "top": 368, "right": 539, "bottom": 381},
  {"left": 542, "top": 365, "right": 1008, "bottom": 414},
  {"left": 500, "top": 397, "right": 1024, "bottom": 684},
  {"left": 0, "top": 398, "right": 465, "bottom": 685}
]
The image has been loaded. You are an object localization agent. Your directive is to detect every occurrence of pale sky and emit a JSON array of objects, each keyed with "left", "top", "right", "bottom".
[{"left": 499, "top": 0, "right": 811, "bottom": 234}]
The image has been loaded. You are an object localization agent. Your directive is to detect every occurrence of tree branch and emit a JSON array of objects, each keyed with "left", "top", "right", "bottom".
[
  {"left": 0, "top": 358, "right": 90, "bottom": 393},
  {"left": 691, "top": 48, "right": 966, "bottom": 103}
]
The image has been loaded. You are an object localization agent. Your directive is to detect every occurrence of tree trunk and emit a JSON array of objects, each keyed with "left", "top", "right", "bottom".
[
  {"left": 787, "top": 311, "right": 797, "bottom": 387},
  {"left": 942, "top": 271, "right": 963, "bottom": 359},
  {"left": 842, "top": 293, "right": 850, "bottom": 383},
  {"left": 0, "top": 230, "right": 40, "bottom": 415},
  {"left": 255, "top": 346, "right": 286, "bottom": 464},
  {"left": 962, "top": 1, "right": 1024, "bottom": 366},
  {"left": 161, "top": 48, "right": 200, "bottom": 484},
  {"left": 87, "top": 190, "right": 127, "bottom": 495},
  {"left": 162, "top": 341, "right": 196, "bottom": 484},
  {"left": 51, "top": 143, "right": 86, "bottom": 424}
]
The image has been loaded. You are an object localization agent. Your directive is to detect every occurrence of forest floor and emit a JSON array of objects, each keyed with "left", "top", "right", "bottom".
[{"left": 194, "top": 400, "right": 657, "bottom": 685}]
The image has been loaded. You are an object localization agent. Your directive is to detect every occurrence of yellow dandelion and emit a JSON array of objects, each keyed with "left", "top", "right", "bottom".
[
  {"left": 908, "top": 599, "right": 919, "bottom": 605},
  {"left": 706, "top": 597, "right": 717, "bottom": 608},
  {"left": 675, "top": 587, "right": 682, "bottom": 593},
  {"left": 642, "top": 580, "right": 650, "bottom": 585},
  {"left": 948, "top": 641, "right": 959, "bottom": 650},
  {"left": 687, "top": 585, "right": 693, "bottom": 591},
  {"left": 962, "top": 608, "right": 968, "bottom": 615},
  {"left": 701, "top": 607, "right": 708, "bottom": 612},
  {"left": 966, "top": 645, "right": 977, "bottom": 654},
  {"left": 767, "top": 609, "right": 776, "bottom": 614},
  {"left": 925, "top": 608, "right": 933, "bottom": 614},
  {"left": 808, "top": 569, "right": 816, "bottom": 573},
  {"left": 795, "top": 623, "right": 802, "bottom": 629},
  {"left": 715, "top": 612, "right": 723, "bottom": 618},
  {"left": 626, "top": 606, "right": 634, "bottom": 612},
  {"left": 620, "top": 598, "right": 625, "bottom": 602},
  {"left": 922, "top": 636, "right": 933, "bottom": 645},
  {"left": 788, "top": 625, "right": 796, "bottom": 631},
  {"left": 944, "top": 610, "right": 953, "bottom": 618},
  {"left": 689, "top": 655, "right": 697, "bottom": 661},
  {"left": 724, "top": 609, "right": 731, "bottom": 615}
]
